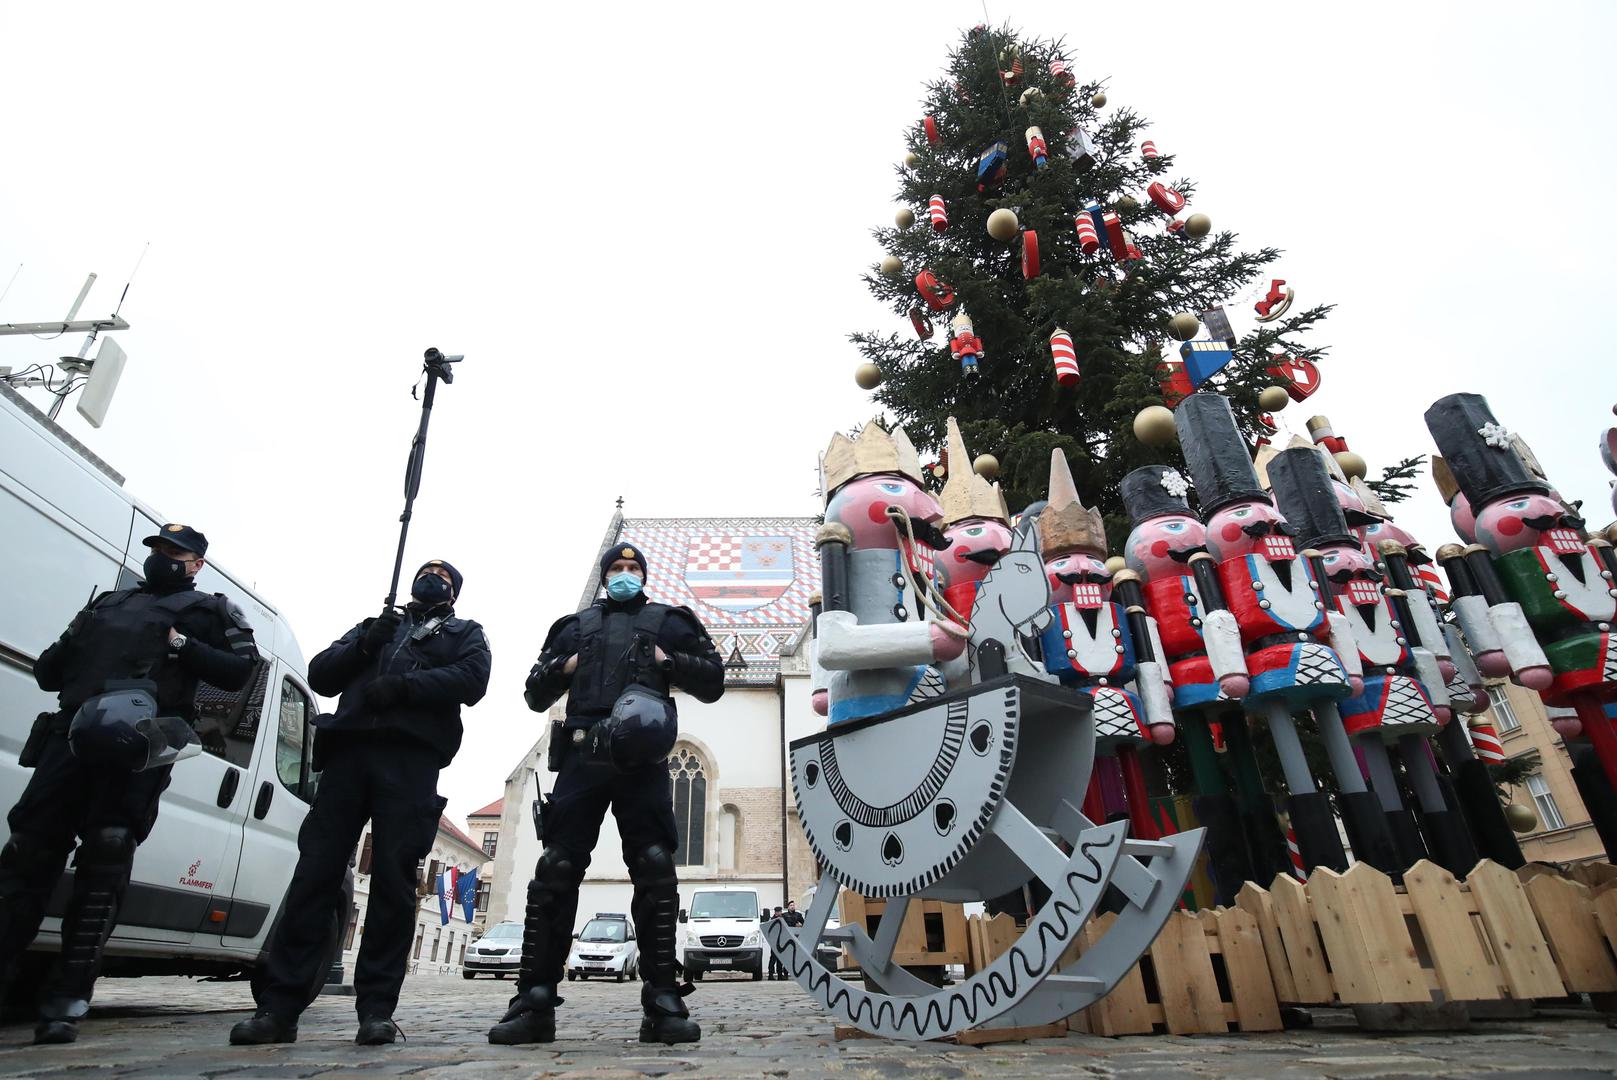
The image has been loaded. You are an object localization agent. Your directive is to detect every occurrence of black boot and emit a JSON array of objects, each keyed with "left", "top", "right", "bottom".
[
  {"left": 488, "top": 986, "right": 558, "bottom": 1045},
  {"left": 630, "top": 843, "right": 699, "bottom": 1044},
  {"left": 229, "top": 1009, "right": 298, "bottom": 1045},
  {"left": 32, "top": 996, "right": 85, "bottom": 1045},
  {"left": 35, "top": 826, "right": 135, "bottom": 1047},
  {"left": 355, "top": 1015, "right": 398, "bottom": 1045},
  {"left": 640, "top": 983, "right": 699, "bottom": 1045}
]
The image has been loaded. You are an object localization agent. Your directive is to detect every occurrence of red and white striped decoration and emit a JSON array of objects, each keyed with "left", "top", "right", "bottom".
[
  {"left": 1049, "top": 328, "right": 1079, "bottom": 386},
  {"left": 1470, "top": 722, "right": 1505, "bottom": 764},
  {"left": 1074, "top": 213, "right": 1099, "bottom": 254},
  {"left": 1148, "top": 181, "right": 1187, "bottom": 215},
  {"left": 928, "top": 194, "right": 949, "bottom": 233},
  {"left": 1141, "top": 140, "right": 1159, "bottom": 164},
  {"left": 1285, "top": 823, "right": 1308, "bottom": 880},
  {"left": 1415, "top": 564, "right": 1450, "bottom": 604},
  {"left": 1048, "top": 59, "right": 1075, "bottom": 86}
]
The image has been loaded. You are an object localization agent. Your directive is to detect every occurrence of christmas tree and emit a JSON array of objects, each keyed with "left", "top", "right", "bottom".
[{"left": 854, "top": 25, "right": 1336, "bottom": 536}]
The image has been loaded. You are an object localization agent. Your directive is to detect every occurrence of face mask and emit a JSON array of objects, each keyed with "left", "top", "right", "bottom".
[
  {"left": 143, "top": 552, "right": 190, "bottom": 587},
  {"left": 411, "top": 573, "right": 454, "bottom": 605},
  {"left": 605, "top": 572, "right": 644, "bottom": 601}
]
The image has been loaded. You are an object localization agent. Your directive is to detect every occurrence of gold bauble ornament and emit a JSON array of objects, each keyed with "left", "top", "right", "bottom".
[
  {"left": 1104, "top": 555, "right": 1127, "bottom": 576},
  {"left": 1134, "top": 405, "right": 1178, "bottom": 446},
  {"left": 854, "top": 363, "right": 883, "bottom": 390},
  {"left": 1504, "top": 803, "right": 1539, "bottom": 833},
  {"left": 1091, "top": 91, "right": 1107, "bottom": 108},
  {"left": 879, "top": 255, "right": 904, "bottom": 278},
  {"left": 973, "top": 453, "right": 1000, "bottom": 481},
  {"left": 894, "top": 207, "right": 916, "bottom": 229},
  {"left": 1167, "top": 312, "right": 1200, "bottom": 341},
  {"left": 986, "top": 208, "right": 1020, "bottom": 242},
  {"left": 904, "top": 151, "right": 921, "bottom": 168},
  {"left": 1184, "top": 213, "right": 1212, "bottom": 239},
  {"left": 1335, "top": 451, "right": 1369, "bottom": 481},
  {"left": 1258, "top": 386, "right": 1291, "bottom": 412},
  {"left": 1115, "top": 194, "right": 1140, "bottom": 213}
]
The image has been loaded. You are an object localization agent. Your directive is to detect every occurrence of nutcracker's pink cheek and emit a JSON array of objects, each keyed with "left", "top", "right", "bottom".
[
  {"left": 1494, "top": 516, "right": 1523, "bottom": 536},
  {"left": 1151, "top": 540, "right": 1170, "bottom": 558},
  {"left": 868, "top": 502, "right": 891, "bottom": 525},
  {"left": 1221, "top": 523, "right": 1244, "bottom": 543}
]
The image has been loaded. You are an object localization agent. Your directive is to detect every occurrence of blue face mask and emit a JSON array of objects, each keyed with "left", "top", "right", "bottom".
[{"left": 605, "top": 572, "right": 644, "bottom": 601}]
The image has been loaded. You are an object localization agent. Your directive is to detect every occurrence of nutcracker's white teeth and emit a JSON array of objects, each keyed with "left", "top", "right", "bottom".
[
  {"left": 1346, "top": 580, "right": 1380, "bottom": 606},
  {"left": 1261, "top": 536, "right": 1295, "bottom": 560},
  {"left": 1072, "top": 584, "right": 1105, "bottom": 608},
  {"left": 1547, "top": 528, "right": 1585, "bottom": 555}
]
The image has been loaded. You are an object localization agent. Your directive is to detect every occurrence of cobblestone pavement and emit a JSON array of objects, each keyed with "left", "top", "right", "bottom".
[{"left": 1, "top": 969, "right": 1615, "bottom": 1078}]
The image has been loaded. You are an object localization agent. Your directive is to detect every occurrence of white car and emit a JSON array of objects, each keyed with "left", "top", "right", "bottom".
[
  {"left": 462, "top": 920, "right": 522, "bottom": 979},
  {"left": 567, "top": 914, "right": 638, "bottom": 982},
  {"left": 679, "top": 886, "right": 763, "bottom": 981}
]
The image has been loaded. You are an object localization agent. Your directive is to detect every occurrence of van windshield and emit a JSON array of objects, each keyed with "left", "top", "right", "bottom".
[
  {"left": 580, "top": 919, "right": 627, "bottom": 943},
  {"left": 689, "top": 892, "right": 759, "bottom": 919}
]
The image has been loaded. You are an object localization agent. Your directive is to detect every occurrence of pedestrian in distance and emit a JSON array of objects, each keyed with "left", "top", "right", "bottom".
[
  {"left": 488, "top": 544, "right": 724, "bottom": 1046},
  {"left": 0, "top": 524, "right": 258, "bottom": 1044},
  {"left": 767, "top": 908, "right": 786, "bottom": 980},
  {"left": 230, "top": 559, "right": 490, "bottom": 1047}
]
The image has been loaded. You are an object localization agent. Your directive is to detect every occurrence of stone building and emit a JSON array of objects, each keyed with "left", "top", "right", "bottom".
[
  {"left": 484, "top": 510, "right": 826, "bottom": 932},
  {"left": 1479, "top": 679, "right": 1608, "bottom": 864},
  {"left": 465, "top": 799, "right": 502, "bottom": 935}
]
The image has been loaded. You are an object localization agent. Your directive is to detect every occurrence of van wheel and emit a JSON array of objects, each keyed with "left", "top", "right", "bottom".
[
  {"left": 752, "top": 969, "right": 763, "bottom": 981},
  {"left": 567, "top": 972, "right": 576, "bottom": 981},
  {"left": 691, "top": 969, "right": 703, "bottom": 982},
  {"left": 495, "top": 973, "right": 507, "bottom": 980},
  {"left": 615, "top": 971, "right": 625, "bottom": 982},
  {"left": 463, "top": 971, "right": 475, "bottom": 980}
]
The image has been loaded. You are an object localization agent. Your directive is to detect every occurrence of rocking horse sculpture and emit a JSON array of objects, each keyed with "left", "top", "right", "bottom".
[{"left": 773, "top": 421, "right": 1204, "bottom": 1041}]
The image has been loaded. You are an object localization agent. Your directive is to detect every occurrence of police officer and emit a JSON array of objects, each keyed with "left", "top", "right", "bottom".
[
  {"left": 0, "top": 524, "right": 258, "bottom": 1044},
  {"left": 489, "top": 544, "right": 723, "bottom": 1046},
  {"left": 230, "top": 559, "right": 490, "bottom": 1047}
]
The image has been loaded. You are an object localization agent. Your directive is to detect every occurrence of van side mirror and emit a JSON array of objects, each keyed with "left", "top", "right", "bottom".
[{"left": 678, "top": 909, "right": 688, "bottom": 924}]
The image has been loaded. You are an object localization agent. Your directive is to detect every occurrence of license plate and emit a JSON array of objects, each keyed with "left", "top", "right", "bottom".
[
  {"left": 709, "top": 958, "right": 730, "bottom": 967},
  {"left": 585, "top": 964, "right": 609, "bottom": 970}
]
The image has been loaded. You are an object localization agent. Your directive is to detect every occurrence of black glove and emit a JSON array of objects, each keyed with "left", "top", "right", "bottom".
[
  {"left": 365, "top": 674, "right": 408, "bottom": 709},
  {"left": 361, "top": 609, "right": 402, "bottom": 655}
]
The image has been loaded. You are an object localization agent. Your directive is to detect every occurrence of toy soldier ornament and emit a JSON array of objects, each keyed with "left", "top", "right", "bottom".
[{"left": 936, "top": 419, "right": 1014, "bottom": 690}]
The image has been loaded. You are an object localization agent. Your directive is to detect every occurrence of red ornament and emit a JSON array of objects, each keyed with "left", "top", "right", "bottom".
[
  {"left": 1074, "top": 213, "right": 1099, "bottom": 254},
  {"left": 1141, "top": 140, "right": 1160, "bottom": 167},
  {"left": 914, "top": 270, "right": 955, "bottom": 312},
  {"left": 1048, "top": 59, "right": 1075, "bottom": 87},
  {"left": 923, "top": 115, "right": 939, "bottom": 145},
  {"left": 1049, "top": 328, "right": 1079, "bottom": 386},
  {"left": 1266, "top": 355, "right": 1321, "bottom": 401},
  {"left": 1103, "top": 212, "right": 1128, "bottom": 260},
  {"left": 1165, "top": 218, "right": 1185, "bottom": 234},
  {"left": 1147, "top": 181, "right": 1186, "bottom": 215},
  {"left": 1258, "top": 412, "right": 1279, "bottom": 435},
  {"left": 928, "top": 194, "right": 949, "bottom": 233},
  {"left": 908, "top": 306, "right": 934, "bottom": 340},
  {"left": 1157, "top": 358, "right": 1194, "bottom": 407},
  {"left": 1021, "top": 230, "right": 1041, "bottom": 279},
  {"left": 1254, "top": 278, "right": 1295, "bottom": 322}
]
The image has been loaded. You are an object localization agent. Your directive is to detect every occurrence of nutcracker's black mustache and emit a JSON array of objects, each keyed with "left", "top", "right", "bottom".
[
  {"left": 1525, "top": 513, "right": 1584, "bottom": 532},
  {"left": 962, "top": 549, "right": 1003, "bottom": 566},
  {"left": 1167, "top": 544, "right": 1209, "bottom": 563},
  {"left": 1057, "top": 571, "right": 1111, "bottom": 585},
  {"left": 1241, "top": 520, "right": 1297, "bottom": 538},
  {"left": 1328, "top": 567, "right": 1384, "bottom": 585},
  {"left": 890, "top": 510, "right": 952, "bottom": 551}
]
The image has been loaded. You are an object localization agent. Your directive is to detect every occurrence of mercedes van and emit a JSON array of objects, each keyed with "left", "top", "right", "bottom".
[
  {"left": 678, "top": 885, "right": 763, "bottom": 980},
  {"left": 0, "top": 382, "right": 346, "bottom": 1006}
]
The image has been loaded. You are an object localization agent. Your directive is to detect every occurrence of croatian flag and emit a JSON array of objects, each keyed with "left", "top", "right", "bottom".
[
  {"left": 456, "top": 867, "right": 479, "bottom": 924},
  {"left": 684, "top": 535, "right": 795, "bottom": 612},
  {"left": 436, "top": 866, "right": 459, "bottom": 926}
]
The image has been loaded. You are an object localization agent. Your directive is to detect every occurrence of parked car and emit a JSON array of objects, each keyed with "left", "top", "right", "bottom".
[
  {"left": 678, "top": 886, "right": 763, "bottom": 981},
  {"left": 462, "top": 920, "right": 523, "bottom": 979},
  {"left": 566, "top": 913, "right": 638, "bottom": 982}
]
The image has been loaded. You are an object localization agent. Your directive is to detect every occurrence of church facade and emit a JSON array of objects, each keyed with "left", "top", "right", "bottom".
[{"left": 483, "top": 509, "right": 825, "bottom": 932}]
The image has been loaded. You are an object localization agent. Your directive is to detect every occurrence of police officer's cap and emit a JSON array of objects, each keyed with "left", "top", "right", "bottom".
[
  {"left": 600, "top": 544, "right": 648, "bottom": 582},
  {"left": 141, "top": 523, "right": 208, "bottom": 557}
]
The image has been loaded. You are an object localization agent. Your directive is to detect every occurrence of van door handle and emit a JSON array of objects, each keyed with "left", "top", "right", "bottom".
[
  {"left": 217, "top": 769, "right": 240, "bottom": 808},
  {"left": 254, "top": 781, "right": 274, "bottom": 819}
]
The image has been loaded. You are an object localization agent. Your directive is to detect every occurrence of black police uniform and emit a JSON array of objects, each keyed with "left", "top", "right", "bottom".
[
  {"left": 245, "top": 565, "right": 490, "bottom": 1039},
  {"left": 0, "top": 525, "right": 257, "bottom": 1041},
  {"left": 490, "top": 553, "right": 723, "bottom": 1045}
]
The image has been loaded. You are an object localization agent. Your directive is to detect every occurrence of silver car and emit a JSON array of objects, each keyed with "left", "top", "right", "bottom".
[{"left": 463, "top": 921, "right": 523, "bottom": 979}]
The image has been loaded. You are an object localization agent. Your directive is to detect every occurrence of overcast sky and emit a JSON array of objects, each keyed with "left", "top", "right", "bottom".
[{"left": 3, "top": 2, "right": 1613, "bottom": 830}]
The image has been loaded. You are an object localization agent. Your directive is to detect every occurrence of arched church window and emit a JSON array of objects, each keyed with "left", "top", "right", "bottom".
[{"left": 668, "top": 746, "right": 708, "bottom": 866}]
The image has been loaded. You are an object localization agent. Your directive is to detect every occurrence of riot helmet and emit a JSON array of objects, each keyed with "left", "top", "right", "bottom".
[
  {"left": 583, "top": 684, "right": 678, "bottom": 773},
  {"left": 69, "top": 680, "right": 202, "bottom": 771}
]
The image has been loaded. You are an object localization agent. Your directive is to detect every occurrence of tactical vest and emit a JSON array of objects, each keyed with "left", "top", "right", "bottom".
[
  {"left": 59, "top": 589, "right": 220, "bottom": 710},
  {"left": 567, "top": 603, "right": 671, "bottom": 721}
]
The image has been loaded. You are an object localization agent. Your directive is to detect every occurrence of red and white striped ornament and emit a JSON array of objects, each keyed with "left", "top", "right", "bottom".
[
  {"left": 928, "top": 194, "right": 949, "bottom": 233},
  {"left": 1470, "top": 722, "right": 1505, "bottom": 764},
  {"left": 1147, "top": 181, "right": 1186, "bottom": 215},
  {"left": 1074, "top": 213, "right": 1099, "bottom": 254},
  {"left": 1141, "top": 140, "right": 1159, "bottom": 164},
  {"left": 1021, "top": 230, "right": 1041, "bottom": 279},
  {"left": 1048, "top": 59, "right": 1075, "bottom": 86},
  {"left": 1049, "top": 328, "right": 1079, "bottom": 386},
  {"left": 1415, "top": 564, "right": 1449, "bottom": 604},
  {"left": 1285, "top": 823, "right": 1308, "bottom": 880}
]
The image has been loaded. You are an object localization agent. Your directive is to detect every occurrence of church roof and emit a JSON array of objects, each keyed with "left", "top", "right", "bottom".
[
  {"left": 581, "top": 514, "right": 822, "bottom": 686},
  {"left": 467, "top": 798, "right": 503, "bottom": 820}
]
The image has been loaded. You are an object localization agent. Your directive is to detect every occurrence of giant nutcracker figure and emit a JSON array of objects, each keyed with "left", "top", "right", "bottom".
[
  {"left": 1120, "top": 465, "right": 1291, "bottom": 901},
  {"left": 1174, "top": 392, "right": 1399, "bottom": 874},
  {"left": 1036, "top": 449, "right": 1176, "bottom": 843},
  {"left": 1425, "top": 393, "right": 1617, "bottom": 857},
  {"left": 813, "top": 421, "right": 967, "bottom": 725},
  {"left": 935, "top": 418, "right": 1014, "bottom": 690},
  {"left": 1267, "top": 445, "right": 1476, "bottom": 875}
]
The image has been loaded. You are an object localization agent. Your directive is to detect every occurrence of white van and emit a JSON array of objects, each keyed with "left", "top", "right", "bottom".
[
  {"left": 0, "top": 383, "right": 345, "bottom": 1006},
  {"left": 678, "top": 885, "right": 763, "bottom": 981}
]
